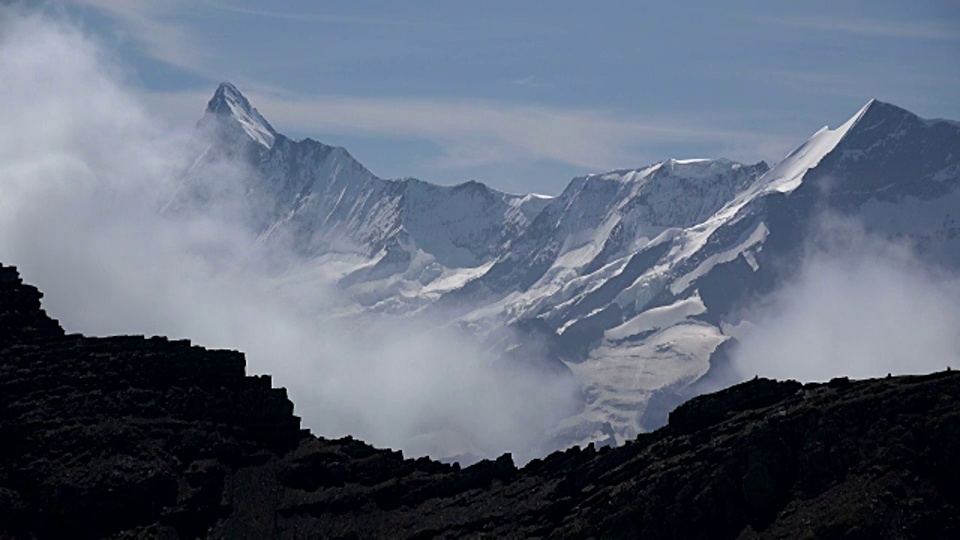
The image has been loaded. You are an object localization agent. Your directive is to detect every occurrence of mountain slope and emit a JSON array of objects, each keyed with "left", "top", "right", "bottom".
[
  {"left": 438, "top": 158, "right": 769, "bottom": 314},
  {"left": 441, "top": 99, "right": 960, "bottom": 446},
  {"left": 590, "top": 99, "right": 960, "bottom": 438},
  {"left": 1, "top": 263, "right": 957, "bottom": 539},
  {"left": 182, "top": 83, "right": 551, "bottom": 304}
]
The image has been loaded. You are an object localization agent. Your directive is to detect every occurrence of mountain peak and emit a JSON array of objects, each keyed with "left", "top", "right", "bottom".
[
  {"left": 207, "top": 82, "right": 242, "bottom": 112},
  {"left": 204, "top": 82, "right": 277, "bottom": 149},
  {"left": 859, "top": 98, "right": 910, "bottom": 117},
  {"left": 844, "top": 98, "right": 919, "bottom": 134}
]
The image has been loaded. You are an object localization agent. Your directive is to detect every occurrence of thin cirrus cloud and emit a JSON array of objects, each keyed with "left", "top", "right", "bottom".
[
  {"left": 755, "top": 14, "right": 960, "bottom": 41},
  {"left": 208, "top": 3, "right": 408, "bottom": 26},
  {"left": 752, "top": 68, "right": 952, "bottom": 108},
  {"left": 147, "top": 88, "right": 787, "bottom": 172},
  {"left": 66, "top": 0, "right": 796, "bottom": 177},
  {"left": 64, "top": 0, "right": 215, "bottom": 75},
  {"left": 510, "top": 75, "right": 540, "bottom": 87}
]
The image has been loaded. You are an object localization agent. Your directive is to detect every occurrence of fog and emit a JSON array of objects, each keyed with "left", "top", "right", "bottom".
[
  {"left": 0, "top": 8, "right": 579, "bottom": 463},
  {"left": 732, "top": 215, "right": 960, "bottom": 381}
]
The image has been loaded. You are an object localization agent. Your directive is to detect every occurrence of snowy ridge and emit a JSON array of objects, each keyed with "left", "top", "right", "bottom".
[
  {"left": 756, "top": 98, "right": 872, "bottom": 195},
  {"left": 436, "top": 156, "right": 769, "bottom": 325}
]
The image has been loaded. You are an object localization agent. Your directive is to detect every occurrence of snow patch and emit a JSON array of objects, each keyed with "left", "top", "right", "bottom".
[
  {"left": 605, "top": 294, "right": 707, "bottom": 341},
  {"left": 670, "top": 222, "right": 768, "bottom": 294},
  {"left": 566, "top": 322, "right": 727, "bottom": 443}
]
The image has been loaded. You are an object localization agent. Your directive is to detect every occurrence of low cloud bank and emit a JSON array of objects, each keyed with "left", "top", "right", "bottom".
[{"left": 732, "top": 215, "right": 960, "bottom": 382}]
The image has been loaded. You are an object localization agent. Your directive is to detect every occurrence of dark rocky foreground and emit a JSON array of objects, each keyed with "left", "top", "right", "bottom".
[{"left": 1, "top": 264, "right": 958, "bottom": 539}]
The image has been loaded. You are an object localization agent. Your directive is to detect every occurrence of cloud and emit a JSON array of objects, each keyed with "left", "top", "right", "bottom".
[
  {"left": 148, "top": 88, "right": 783, "bottom": 172},
  {"left": 749, "top": 68, "right": 952, "bottom": 111},
  {"left": 58, "top": 0, "right": 788, "bottom": 175},
  {"left": 755, "top": 14, "right": 960, "bottom": 41},
  {"left": 209, "top": 3, "right": 408, "bottom": 26},
  {"left": 62, "top": 0, "right": 214, "bottom": 74},
  {"left": 511, "top": 75, "right": 539, "bottom": 87},
  {"left": 0, "top": 8, "right": 580, "bottom": 463},
  {"left": 732, "top": 215, "right": 960, "bottom": 382}
]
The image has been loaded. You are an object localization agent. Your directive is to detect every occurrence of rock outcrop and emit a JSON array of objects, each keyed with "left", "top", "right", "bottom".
[{"left": 1, "top": 263, "right": 957, "bottom": 539}]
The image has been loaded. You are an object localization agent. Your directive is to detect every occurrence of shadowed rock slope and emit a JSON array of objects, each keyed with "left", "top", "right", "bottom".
[{"left": 0, "top": 263, "right": 957, "bottom": 539}]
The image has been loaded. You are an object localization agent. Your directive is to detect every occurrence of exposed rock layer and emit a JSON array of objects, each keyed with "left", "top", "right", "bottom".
[{"left": 0, "top": 264, "right": 957, "bottom": 539}]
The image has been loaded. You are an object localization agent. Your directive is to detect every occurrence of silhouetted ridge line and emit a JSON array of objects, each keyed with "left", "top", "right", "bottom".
[{"left": 0, "top": 263, "right": 957, "bottom": 538}]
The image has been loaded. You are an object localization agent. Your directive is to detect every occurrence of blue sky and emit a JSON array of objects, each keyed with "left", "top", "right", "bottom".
[{"left": 50, "top": 0, "right": 960, "bottom": 194}]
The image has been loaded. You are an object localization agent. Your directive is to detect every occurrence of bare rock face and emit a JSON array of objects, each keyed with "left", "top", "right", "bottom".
[
  {"left": 0, "top": 263, "right": 958, "bottom": 539},
  {"left": 0, "top": 264, "right": 304, "bottom": 538}
]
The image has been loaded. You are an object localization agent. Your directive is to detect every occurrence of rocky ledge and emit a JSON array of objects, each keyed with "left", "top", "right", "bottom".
[{"left": 0, "top": 263, "right": 957, "bottom": 539}]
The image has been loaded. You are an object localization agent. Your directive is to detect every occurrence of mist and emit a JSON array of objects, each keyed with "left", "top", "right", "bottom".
[
  {"left": 0, "top": 8, "right": 579, "bottom": 463},
  {"left": 732, "top": 215, "right": 960, "bottom": 382}
]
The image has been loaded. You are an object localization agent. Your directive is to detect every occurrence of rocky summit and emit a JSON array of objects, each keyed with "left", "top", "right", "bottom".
[{"left": 0, "top": 263, "right": 958, "bottom": 539}]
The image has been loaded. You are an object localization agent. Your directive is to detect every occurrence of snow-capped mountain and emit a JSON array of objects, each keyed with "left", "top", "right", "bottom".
[
  {"left": 541, "top": 99, "right": 960, "bottom": 444},
  {"left": 185, "top": 83, "right": 551, "bottom": 310},
  {"left": 184, "top": 84, "right": 960, "bottom": 450}
]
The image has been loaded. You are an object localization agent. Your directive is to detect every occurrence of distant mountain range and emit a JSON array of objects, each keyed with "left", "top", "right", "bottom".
[{"left": 184, "top": 83, "right": 960, "bottom": 449}]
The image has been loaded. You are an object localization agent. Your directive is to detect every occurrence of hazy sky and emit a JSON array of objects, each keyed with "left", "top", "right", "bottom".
[{"left": 47, "top": 1, "right": 960, "bottom": 194}]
